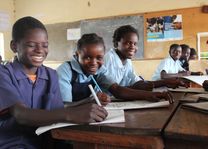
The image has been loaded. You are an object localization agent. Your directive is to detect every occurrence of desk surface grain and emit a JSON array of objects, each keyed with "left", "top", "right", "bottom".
[
  {"left": 165, "top": 106, "right": 208, "bottom": 141},
  {"left": 51, "top": 93, "right": 184, "bottom": 149},
  {"left": 164, "top": 105, "right": 208, "bottom": 149}
]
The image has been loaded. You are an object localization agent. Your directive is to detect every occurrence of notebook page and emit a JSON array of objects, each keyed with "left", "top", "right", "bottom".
[
  {"left": 35, "top": 109, "right": 124, "bottom": 135},
  {"left": 105, "top": 100, "right": 169, "bottom": 110}
]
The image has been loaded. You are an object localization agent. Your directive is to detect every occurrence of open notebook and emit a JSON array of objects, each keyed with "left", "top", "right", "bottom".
[
  {"left": 105, "top": 100, "right": 169, "bottom": 110},
  {"left": 168, "top": 87, "right": 207, "bottom": 93},
  {"left": 180, "top": 94, "right": 208, "bottom": 102},
  {"left": 181, "top": 75, "right": 208, "bottom": 86},
  {"left": 182, "top": 102, "right": 208, "bottom": 113},
  {"left": 36, "top": 109, "right": 124, "bottom": 135},
  {"left": 36, "top": 100, "right": 170, "bottom": 135}
]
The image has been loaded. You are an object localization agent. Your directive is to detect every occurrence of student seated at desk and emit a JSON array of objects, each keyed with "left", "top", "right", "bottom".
[
  {"left": 189, "top": 47, "right": 197, "bottom": 60},
  {"left": 0, "top": 17, "right": 108, "bottom": 149},
  {"left": 103, "top": 25, "right": 187, "bottom": 91},
  {"left": 152, "top": 44, "right": 191, "bottom": 81},
  {"left": 57, "top": 33, "right": 174, "bottom": 105},
  {"left": 179, "top": 44, "right": 203, "bottom": 75}
]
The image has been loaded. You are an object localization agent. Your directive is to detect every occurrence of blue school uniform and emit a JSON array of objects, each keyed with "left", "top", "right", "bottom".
[
  {"left": 67, "top": 61, "right": 97, "bottom": 101},
  {"left": 0, "top": 60, "right": 63, "bottom": 149},
  {"left": 57, "top": 56, "right": 114, "bottom": 102},
  {"left": 104, "top": 49, "right": 142, "bottom": 86}
]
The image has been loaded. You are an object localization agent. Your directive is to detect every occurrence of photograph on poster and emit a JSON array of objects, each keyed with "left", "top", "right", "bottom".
[{"left": 146, "top": 14, "right": 183, "bottom": 42}]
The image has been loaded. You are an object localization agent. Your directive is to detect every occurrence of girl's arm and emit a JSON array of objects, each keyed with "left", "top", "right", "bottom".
[
  {"left": 160, "top": 70, "right": 191, "bottom": 79},
  {"left": 9, "top": 102, "right": 108, "bottom": 126},
  {"left": 109, "top": 83, "right": 174, "bottom": 104},
  {"left": 152, "top": 78, "right": 189, "bottom": 88},
  {"left": 131, "top": 78, "right": 189, "bottom": 90}
]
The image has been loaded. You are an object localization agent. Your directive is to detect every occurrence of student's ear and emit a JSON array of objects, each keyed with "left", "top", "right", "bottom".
[
  {"left": 75, "top": 50, "right": 80, "bottom": 57},
  {"left": 10, "top": 40, "right": 17, "bottom": 53},
  {"left": 113, "top": 42, "right": 118, "bottom": 49}
]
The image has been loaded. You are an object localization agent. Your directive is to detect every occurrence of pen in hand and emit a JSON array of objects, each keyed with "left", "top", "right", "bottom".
[{"left": 88, "top": 84, "right": 102, "bottom": 106}]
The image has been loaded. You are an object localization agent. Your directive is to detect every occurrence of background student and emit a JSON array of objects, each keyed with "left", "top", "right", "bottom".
[
  {"left": 0, "top": 16, "right": 107, "bottom": 149},
  {"left": 104, "top": 25, "right": 187, "bottom": 91},
  {"left": 152, "top": 44, "right": 191, "bottom": 81},
  {"left": 189, "top": 47, "right": 197, "bottom": 60},
  {"left": 57, "top": 33, "right": 174, "bottom": 104},
  {"left": 180, "top": 44, "right": 203, "bottom": 75},
  {"left": 179, "top": 44, "right": 191, "bottom": 71}
]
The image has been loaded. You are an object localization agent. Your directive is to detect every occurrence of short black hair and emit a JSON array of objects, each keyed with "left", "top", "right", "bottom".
[
  {"left": 180, "top": 44, "right": 190, "bottom": 52},
  {"left": 190, "top": 48, "right": 197, "bottom": 56},
  {"left": 12, "top": 16, "right": 47, "bottom": 42},
  {"left": 77, "top": 33, "right": 105, "bottom": 51},
  {"left": 169, "top": 44, "right": 181, "bottom": 55},
  {"left": 113, "top": 25, "right": 139, "bottom": 48}
]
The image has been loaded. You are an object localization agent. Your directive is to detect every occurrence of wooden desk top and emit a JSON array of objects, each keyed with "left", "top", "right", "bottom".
[
  {"left": 52, "top": 93, "right": 184, "bottom": 136},
  {"left": 99, "top": 93, "right": 183, "bottom": 136},
  {"left": 51, "top": 93, "right": 185, "bottom": 149},
  {"left": 51, "top": 102, "right": 179, "bottom": 149},
  {"left": 164, "top": 105, "right": 208, "bottom": 141}
]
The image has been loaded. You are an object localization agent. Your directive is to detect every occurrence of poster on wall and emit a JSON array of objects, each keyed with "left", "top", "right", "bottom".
[{"left": 146, "top": 14, "right": 183, "bottom": 42}]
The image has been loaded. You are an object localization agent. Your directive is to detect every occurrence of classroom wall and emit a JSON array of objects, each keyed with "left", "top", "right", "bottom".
[
  {"left": 2, "top": 0, "right": 208, "bottom": 60},
  {"left": 0, "top": 0, "right": 14, "bottom": 60},
  {"left": 15, "top": 0, "right": 208, "bottom": 24},
  {"left": 144, "top": 7, "right": 208, "bottom": 59}
]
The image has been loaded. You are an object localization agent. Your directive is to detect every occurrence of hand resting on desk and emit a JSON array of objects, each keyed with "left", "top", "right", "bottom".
[
  {"left": 149, "top": 91, "right": 174, "bottom": 104},
  {"left": 165, "top": 78, "right": 190, "bottom": 88},
  {"left": 97, "top": 92, "right": 111, "bottom": 105},
  {"left": 65, "top": 102, "right": 108, "bottom": 123}
]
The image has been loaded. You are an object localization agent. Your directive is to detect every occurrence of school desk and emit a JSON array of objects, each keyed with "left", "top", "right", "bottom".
[
  {"left": 51, "top": 93, "right": 183, "bottom": 149},
  {"left": 164, "top": 105, "right": 208, "bottom": 149}
]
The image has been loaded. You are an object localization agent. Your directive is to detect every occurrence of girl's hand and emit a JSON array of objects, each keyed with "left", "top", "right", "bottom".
[
  {"left": 145, "top": 91, "right": 174, "bottom": 104},
  {"left": 179, "top": 71, "right": 191, "bottom": 76},
  {"left": 97, "top": 92, "right": 111, "bottom": 105},
  {"left": 66, "top": 103, "right": 108, "bottom": 123},
  {"left": 165, "top": 78, "right": 189, "bottom": 88},
  {"left": 192, "top": 71, "right": 203, "bottom": 76}
]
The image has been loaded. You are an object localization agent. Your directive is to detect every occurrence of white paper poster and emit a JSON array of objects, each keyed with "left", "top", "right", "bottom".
[{"left": 67, "top": 28, "right": 81, "bottom": 40}]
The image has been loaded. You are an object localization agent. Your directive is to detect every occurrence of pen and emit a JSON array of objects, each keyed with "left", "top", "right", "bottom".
[
  {"left": 90, "top": 75, "right": 102, "bottom": 92},
  {"left": 88, "top": 84, "right": 102, "bottom": 106}
]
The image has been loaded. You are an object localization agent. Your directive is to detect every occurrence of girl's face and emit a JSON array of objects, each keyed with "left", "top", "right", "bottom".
[
  {"left": 181, "top": 48, "right": 191, "bottom": 61},
  {"left": 11, "top": 28, "right": 48, "bottom": 72},
  {"left": 170, "top": 46, "right": 182, "bottom": 61},
  {"left": 77, "top": 43, "right": 104, "bottom": 75},
  {"left": 189, "top": 54, "right": 197, "bottom": 60},
  {"left": 117, "top": 32, "right": 138, "bottom": 59}
]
